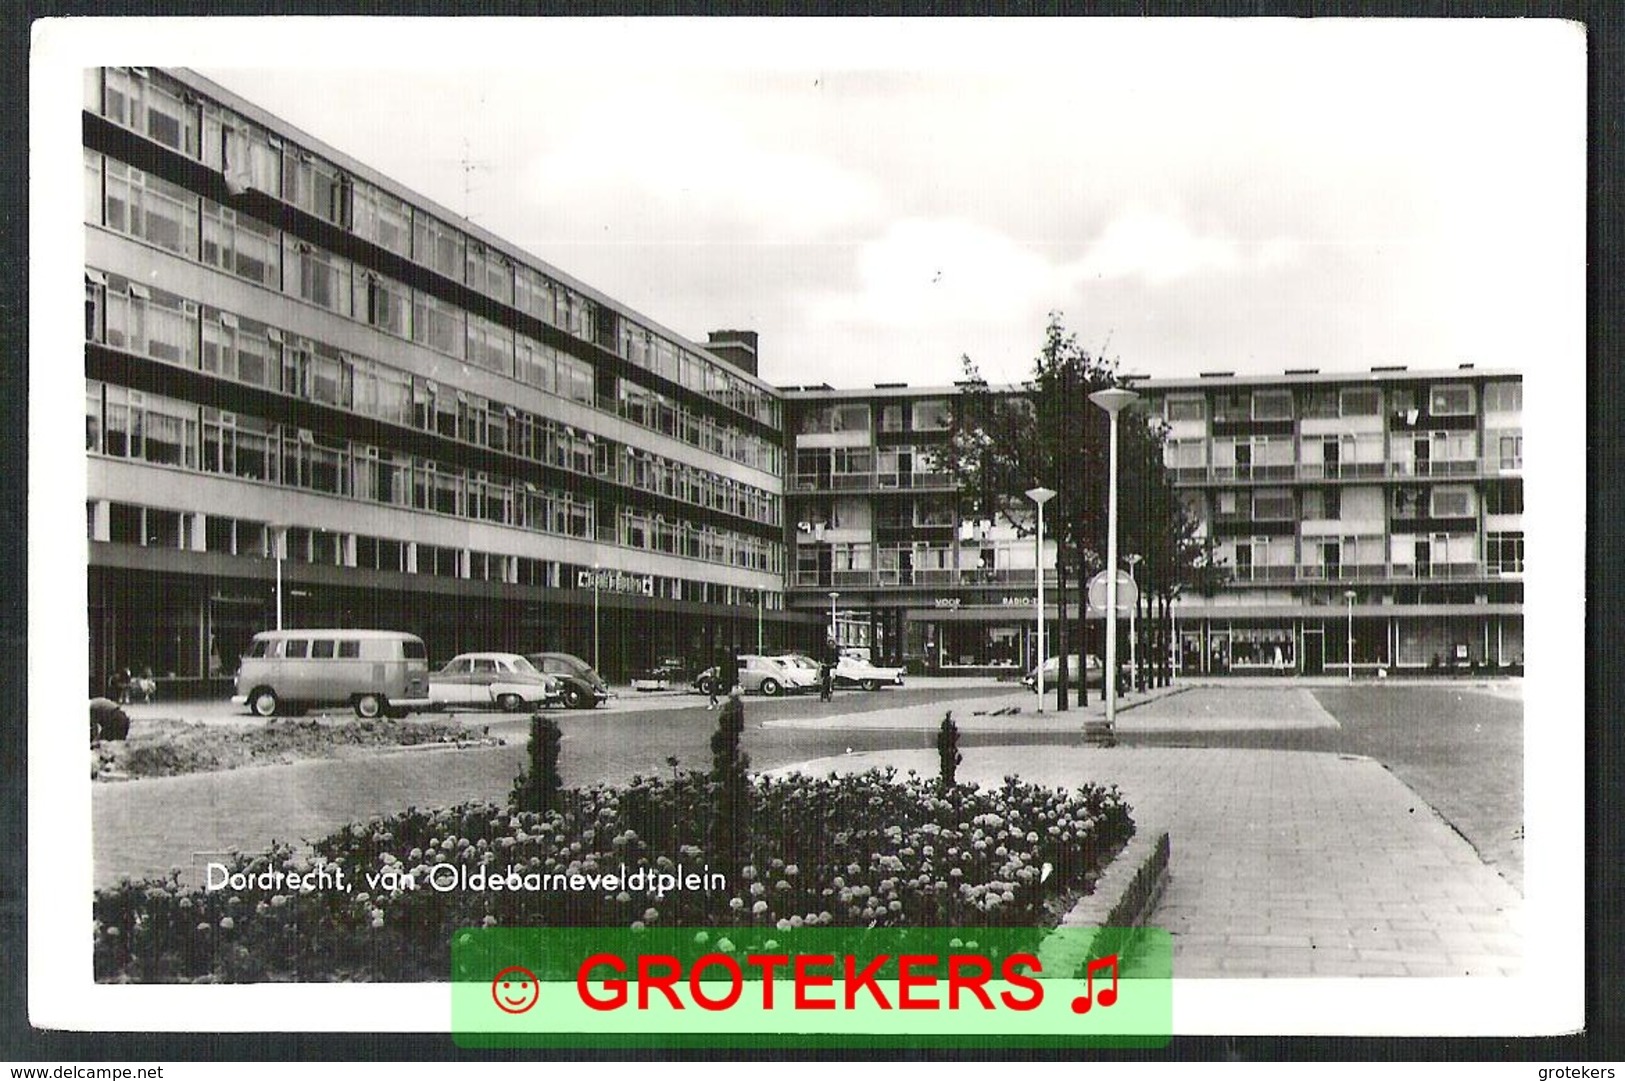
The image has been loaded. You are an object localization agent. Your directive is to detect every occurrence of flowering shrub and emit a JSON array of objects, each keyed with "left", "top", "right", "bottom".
[{"left": 93, "top": 769, "right": 1132, "bottom": 982}]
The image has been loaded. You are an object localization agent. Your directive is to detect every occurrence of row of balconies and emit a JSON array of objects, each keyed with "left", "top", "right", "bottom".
[
  {"left": 793, "top": 471, "right": 958, "bottom": 493},
  {"left": 789, "top": 560, "right": 1518, "bottom": 591},
  {"left": 1168, "top": 457, "right": 1521, "bottom": 485}
]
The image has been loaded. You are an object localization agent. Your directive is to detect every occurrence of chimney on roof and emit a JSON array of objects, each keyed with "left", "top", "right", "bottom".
[{"left": 706, "top": 330, "right": 759, "bottom": 376}]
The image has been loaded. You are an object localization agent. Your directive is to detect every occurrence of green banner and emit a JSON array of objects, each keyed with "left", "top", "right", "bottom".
[{"left": 451, "top": 926, "right": 1171, "bottom": 1049}]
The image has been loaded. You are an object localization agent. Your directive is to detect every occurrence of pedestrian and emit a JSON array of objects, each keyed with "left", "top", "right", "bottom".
[
  {"left": 820, "top": 636, "right": 838, "bottom": 702},
  {"left": 89, "top": 696, "right": 131, "bottom": 743},
  {"left": 107, "top": 667, "right": 132, "bottom": 705},
  {"left": 708, "top": 645, "right": 727, "bottom": 708},
  {"left": 134, "top": 666, "right": 157, "bottom": 703}
]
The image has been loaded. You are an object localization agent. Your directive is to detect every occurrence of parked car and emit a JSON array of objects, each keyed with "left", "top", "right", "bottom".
[
  {"left": 832, "top": 652, "right": 906, "bottom": 691},
  {"left": 1021, "top": 654, "right": 1105, "bottom": 692},
  {"left": 233, "top": 629, "right": 433, "bottom": 719},
  {"left": 526, "top": 652, "right": 613, "bottom": 709},
  {"left": 428, "top": 652, "right": 561, "bottom": 712},
  {"left": 692, "top": 655, "right": 817, "bottom": 697}
]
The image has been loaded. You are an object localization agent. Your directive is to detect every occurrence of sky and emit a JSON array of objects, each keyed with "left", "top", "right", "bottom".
[{"left": 78, "top": 18, "right": 1589, "bottom": 390}]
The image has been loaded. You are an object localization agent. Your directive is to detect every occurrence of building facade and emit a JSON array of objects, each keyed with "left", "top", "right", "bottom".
[
  {"left": 780, "top": 370, "right": 1524, "bottom": 677},
  {"left": 83, "top": 66, "right": 801, "bottom": 693},
  {"left": 81, "top": 68, "right": 1523, "bottom": 693}
]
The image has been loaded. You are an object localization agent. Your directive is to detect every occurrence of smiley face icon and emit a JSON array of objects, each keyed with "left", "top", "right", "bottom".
[{"left": 491, "top": 965, "right": 540, "bottom": 1014}]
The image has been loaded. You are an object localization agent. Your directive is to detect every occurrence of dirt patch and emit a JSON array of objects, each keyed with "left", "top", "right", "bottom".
[{"left": 91, "top": 717, "right": 505, "bottom": 781}]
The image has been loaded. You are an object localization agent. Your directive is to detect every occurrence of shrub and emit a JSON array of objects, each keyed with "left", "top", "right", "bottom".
[
  {"left": 509, "top": 714, "right": 563, "bottom": 814},
  {"left": 936, "top": 711, "right": 962, "bottom": 788},
  {"left": 94, "top": 769, "right": 1133, "bottom": 983}
]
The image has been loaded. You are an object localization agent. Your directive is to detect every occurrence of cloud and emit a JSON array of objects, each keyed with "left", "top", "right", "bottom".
[
  {"left": 1075, "top": 210, "right": 1296, "bottom": 285},
  {"left": 516, "top": 91, "right": 882, "bottom": 245}
]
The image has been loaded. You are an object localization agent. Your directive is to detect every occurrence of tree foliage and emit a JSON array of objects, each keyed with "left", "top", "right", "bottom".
[{"left": 939, "top": 313, "right": 1225, "bottom": 699}]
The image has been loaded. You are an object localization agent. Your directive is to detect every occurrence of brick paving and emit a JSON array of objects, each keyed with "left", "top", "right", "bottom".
[
  {"left": 96, "top": 680, "right": 1523, "bottom": 979},
  {"left": 783, "top": 744, "right": 1522, "bottom": 979}
]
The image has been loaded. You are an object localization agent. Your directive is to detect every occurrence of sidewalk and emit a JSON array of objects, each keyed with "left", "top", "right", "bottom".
[
  {"left": 762, "top": 683, "right": 1190, "bottom": 732},
  {"left": 780, "top": 744, "right": 1522, "bottom": 978}
]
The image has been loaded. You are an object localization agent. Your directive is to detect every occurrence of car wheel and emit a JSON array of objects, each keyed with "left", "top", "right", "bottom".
[
  {"left": 496, "top": 693, "right": 524, "bottom": 713},
  {"left": 250, "top": 688, "right": 279, "bottom": 718},
  {"left": 863, "top": 679, "right": 882, "bottom": 692},
  {"left": 353, "top": 693, "right": 385, "bottom": 720},
  {"left": 697, "top": 677, "right": 716, "bottom": 696},
  {"left": 760, "top": 677, "right": 782, "bottom": 697},
  {"left": 562, "top": 684, "right": 588, "bottom": 709}
]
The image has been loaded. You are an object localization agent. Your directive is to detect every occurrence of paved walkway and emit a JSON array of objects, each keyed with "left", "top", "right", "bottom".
[{"left": 782, "top": 744, "right": 1521, "bottom": 978}]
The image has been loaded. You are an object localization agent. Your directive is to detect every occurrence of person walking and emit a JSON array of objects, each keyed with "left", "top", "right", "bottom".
[
  {"left": 820, "top": 636, "right": 838, "bottom": 702},
  {"left": 708, "top": 644, "right": 727, "bottom": 708}
]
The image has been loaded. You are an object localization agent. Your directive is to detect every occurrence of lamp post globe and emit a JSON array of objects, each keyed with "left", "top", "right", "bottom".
[
  {"left": 1089, "top": 387, "right": 1139, "bottom": 729},
  {"left": 1025, "top": 487, "right": 1057, "bottom": 711}
]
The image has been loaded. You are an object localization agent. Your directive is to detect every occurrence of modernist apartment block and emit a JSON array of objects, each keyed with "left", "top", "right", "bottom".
[
  {"left": 83, "top": 67, "right": 793, "bottom": 690},
  {"left": 81, "top": 67, "right": 1524, "bottom": 692},
  {"left": 780, "top": 369, "right": 1523, "bottom": 676}
]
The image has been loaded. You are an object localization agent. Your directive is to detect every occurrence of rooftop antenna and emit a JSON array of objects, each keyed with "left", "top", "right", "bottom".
[{"left": 460, "top": 137, "right": 491, "bottom": 222}]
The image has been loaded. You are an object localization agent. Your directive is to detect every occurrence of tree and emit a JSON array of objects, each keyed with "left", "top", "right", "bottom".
[{"left": 941, "top": 313, "right": 1220, "bottom": 704}]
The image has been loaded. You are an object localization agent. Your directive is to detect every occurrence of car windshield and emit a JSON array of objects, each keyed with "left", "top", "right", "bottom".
[
  {"left": 509, "top": 656, "right": 540, "bottom": 675},
  {"left": 780, "top": 656, "right": 817, "bottom": 670}
]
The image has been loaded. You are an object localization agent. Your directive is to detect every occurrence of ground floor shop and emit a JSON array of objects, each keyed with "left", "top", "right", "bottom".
[
  {"left": 789, "top": 598, "right": 1523, "bottom": 678},
  {"left": 89, "top": 559, "right": 818, "bottom": 697}
]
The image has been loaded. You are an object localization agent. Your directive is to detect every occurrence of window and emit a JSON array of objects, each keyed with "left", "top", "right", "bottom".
[
  {"left": 85, "top": 149, "right": 103, "bottom": 224},
  {"left": 284, "top": 639, "right": 310, "bottom": 660},
  {"left": 104, "top": 160, "right": 198, "bottom": 258},
  {"left": 349, "top": 180, "right": 411, "bottom": 257},
  {"left": 222, "top": 119, "right": 283, "bottom": 197},
  {"left": 284, "top": 239, "right": 350, "bottom": 314},
  {"left": 103, "top": 68, "right": 199, "bottom": 157},
  {"left": 1252, "top": 490, "right": 1294, "bottom": 520},
  {"left": 85, "top": 381, "right": 103, "bottom": 452},
  {"left": 1340, "top": 388, "right": 1381, "bottom": 416},
  {"left": 1217, "top": 491, "right": 1237, "bottom": 515},
  {"left": 201, "top": 203, "right": 280, "bottom": 287},
  {"left": 1430, "top": 487, "right": 1474, "bottom": 518},
  {"left": 201, "top": 311, "right": 278, "bottom": 389},
  {"left": 466, "top": 314, "right": 514, "bottom": 375},
  {"left": 283, "top": 150, "right": 348, "bottom": 225},
  {"left": 355, "top": 273, "right": 411, "bottom": 337},
  {"left": 1429, "top": 384, "right": 1474, "bottom": 416},
  {"left": 1485, "top": 382, "right": 1523, "bottom": 413},
  {"left": 911, "top": 399, "right": 951, "bottom": 431},
  {"left": 1302, "top": 488, "right": 1340, "bottom": 520},
  {"left": 465, "top": 243, "right": 514, "bottom": 305},
  {"left": 103, "top": 278, "right": 199, "bottom": 368},
  {"left": 880, "top": 405, "right": 903, "bottom": 432},
  {"left": 412, "top": 213, "right": 465, "bottom": 280},
  {"left": 1497, "top": 432, "right": 1523, "bottom": 470},
  {"left": 1486, "top": 531, "right": 1524, "bottom": 574},
  {"left": 311, "top": 639, "right": 336, "bottom": 659},
  {"left": 1167, "top": 396, "right": 1205, "bottom": 422},
  {"left": 1252, "top": 390, "right": 1293, "bottom": 421},
  {"left": 412, "top": 291, "right": 465, "bottom": 358},
  {"left": 1302, "top": 389, "right": 1339, "bottom": 419},
  {"left": 338, "top": 640, "right": 360, "bottom": 658},
  {"left": 1485, "top": 479, "right": 1524, "bottom": 516}
]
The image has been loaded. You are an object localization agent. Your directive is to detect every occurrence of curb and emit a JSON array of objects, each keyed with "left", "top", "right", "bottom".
[{"left": 1035, "top": 824, "right": 1170, "bottom": 977}]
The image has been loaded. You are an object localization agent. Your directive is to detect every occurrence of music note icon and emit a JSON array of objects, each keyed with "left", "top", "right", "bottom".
[{"left": 1070, "top": 953, "right": 1119, "bottom": 1014}]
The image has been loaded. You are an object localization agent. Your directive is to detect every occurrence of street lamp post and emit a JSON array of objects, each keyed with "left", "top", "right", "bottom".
[
  {"left": 269, "top": 524, "right": 286, "bottom": 630},
  {"left": 757, "top": 588, "right": 765, "bottom": 655},
  {"left": 1125, "top": 553, "right": 1142, "bottom": 692},
  {"left": 592, "top": 562, "right": 601, "bottom": 674},
  {"left": 1090, "top": 387, "right": 1139, "bottom": 730},
  {"left": 1024, "top": 487, "right": 1056, "bottom": 712},
  {"left": 829, "top": 591, "right": 840, "bottom": 643},
  {"left": 1344, "top": 589, "right": 1357, "bottom": 681}
]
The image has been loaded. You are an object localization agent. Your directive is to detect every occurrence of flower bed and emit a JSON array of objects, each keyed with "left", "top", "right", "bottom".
[
  {"left": 92, "top": 717, "right": 500, "bottom": 781},
  {"left": 93, "top": 768, "right": 1133, "bottom": 982}
]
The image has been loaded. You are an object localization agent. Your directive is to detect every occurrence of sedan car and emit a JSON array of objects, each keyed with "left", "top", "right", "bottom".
[
  {"left": 833, "top": 653, "right": 906, "bottom": 691},
  {"left": 526, "top": 652, "right": 613, "bottom": 709},
  {"left": 428, "top": 652, "right": 561, "bottom": 711},
  {"left": 692, "top": 655, "right": 818, "bottom": 697},
  {"left": 1021, "top": 654, "right": 1105, "bottom": 692}
]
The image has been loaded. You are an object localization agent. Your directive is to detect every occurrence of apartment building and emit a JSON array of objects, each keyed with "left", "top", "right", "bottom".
[
  {"left": 80, "top": 67, "right": 1524, "bottom": 692},
  {"left": 781, "top": 369, "right": 1523, "bottom": 676},
  {"left": 83, "top": 66, "right": 795, "bottom": 692}
]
